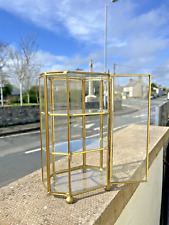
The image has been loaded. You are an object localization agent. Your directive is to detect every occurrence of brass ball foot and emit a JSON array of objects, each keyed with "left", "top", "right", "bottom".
[
  {"left": 104, "top": 185, "right": 111, "bottom": 191},
  {"left": 66, "top": 196, "right": 74, "bottom": 204}
]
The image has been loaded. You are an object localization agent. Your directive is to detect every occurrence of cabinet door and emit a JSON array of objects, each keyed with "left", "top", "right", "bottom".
[{"left": 110, "top": 75, "right": 151, "bottom": 184}]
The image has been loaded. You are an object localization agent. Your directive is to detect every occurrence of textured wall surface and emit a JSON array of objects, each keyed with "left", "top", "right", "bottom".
[
  {"left": 0, "top": 100, "right": 122, "bottom": 127},
  {"left": 0, "top": 105, "right": 40, "bottom": 127},
  {"left": 115, "top": 149, "right": 163, "bottom": 225}
]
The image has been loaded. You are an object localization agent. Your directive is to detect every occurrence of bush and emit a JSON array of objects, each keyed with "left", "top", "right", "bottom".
[
  {"left": 30, "top": 95, "right": 38, "bottom": 103},
  {"left": 8, "top": 96, "right": 20, "bottom": 104},
  {"left": 23, "top": 93, "right": 28, "bottom": 103}
]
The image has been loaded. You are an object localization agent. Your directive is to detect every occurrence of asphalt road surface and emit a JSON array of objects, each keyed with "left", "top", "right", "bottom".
[{"left": 0, "top": 96, "right": 168, "bottom": 188}]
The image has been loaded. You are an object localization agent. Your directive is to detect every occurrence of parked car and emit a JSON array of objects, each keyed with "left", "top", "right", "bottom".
[
  {"left": 167, "top": 92, "right": 169, "bottom": 100},
  {"left": 151, "top": 94, "right": 156, "bottom": 99}
]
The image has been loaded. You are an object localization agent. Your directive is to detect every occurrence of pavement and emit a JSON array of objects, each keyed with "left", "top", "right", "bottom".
[{"left": 0, "top": 122, "right": 40, "bottom": 136}]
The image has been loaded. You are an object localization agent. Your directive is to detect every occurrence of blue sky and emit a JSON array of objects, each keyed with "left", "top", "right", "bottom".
[{"left": 0, "top": 0, "right": 169, "bottom": 88}]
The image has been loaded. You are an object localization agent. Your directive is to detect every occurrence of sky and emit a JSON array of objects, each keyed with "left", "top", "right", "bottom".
[{"left": 0, "top": 0, "right": 169, "bottom": 88}]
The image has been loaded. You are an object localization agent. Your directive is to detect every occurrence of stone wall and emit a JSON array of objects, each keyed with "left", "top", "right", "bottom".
[
  {"left": 0, "top": 105, "right": 40, "bottom": 127},
  {"left": 0, "top": 100, "right": 122, "bottom": 127}
]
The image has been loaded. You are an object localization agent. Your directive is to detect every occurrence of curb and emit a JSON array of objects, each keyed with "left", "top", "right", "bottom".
[{"left": 0, "top": 126, "right": 40, "bottom": 137}]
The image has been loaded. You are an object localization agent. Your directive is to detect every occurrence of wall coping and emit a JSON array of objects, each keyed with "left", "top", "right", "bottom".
[{"left": 0, "top": 125, "right": 169, "bottom": 225}]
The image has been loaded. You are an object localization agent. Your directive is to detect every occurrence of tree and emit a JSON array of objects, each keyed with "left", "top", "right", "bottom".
[
  {"left": 0, "top": 41, "right": 10, "bottom": 106},
  {"left": 163, "top": 87, "right": 167, "bottom": 92},
  {"left": 23, "top": 67, "right": 40, "bottom": 104},
  {"left": 3, "top": 83, "right": 13, "bottom": 98},
  {"left": 10, "top": 33, "right": 39, "bottom": 106},
  {"left": 29, "top": 84, "right": 39, "bottom": 103}
]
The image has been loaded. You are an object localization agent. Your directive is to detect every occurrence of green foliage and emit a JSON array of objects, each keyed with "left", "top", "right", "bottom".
[
  {"left": 2, "top": 83, "right": 13, "bottom": 98},
  {"left": 151, "top": 83, "right": 157, "bottom": 89},
  {"left": 8, "top": 96, "right": 20, "bottom": 104},
  {"left": 23, "top": 93, "right": 28, "bottom": 103},
  {"left": 29, "top": 86, "right": 39, "bottom": 95},
  {"left": 30, "top": 94, "right": 38, "bottom": 103},
  {"left": 29, "top": 86, "right": 39, "bottom": 103}
]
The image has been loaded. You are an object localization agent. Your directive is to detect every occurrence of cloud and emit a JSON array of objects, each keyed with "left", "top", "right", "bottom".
[
  {"left": 36, "top": 48, "right": 106, "bottom": 73},
  {"left": 0, "top": 0, "right": 104, "bottom": 43},
  {"left": 1, "top": 0, "right": 169, "bottom": 87}
]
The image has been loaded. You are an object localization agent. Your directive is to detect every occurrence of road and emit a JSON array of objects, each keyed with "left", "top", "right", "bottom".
[{"left": 0, "top": 96, "right": 168, "bottom": 188}]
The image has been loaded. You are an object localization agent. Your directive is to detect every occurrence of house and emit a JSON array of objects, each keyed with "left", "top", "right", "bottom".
[
  {"left": 11, "top": 89, "right": 26, "bottom": 96},
  {"left": 153, "top": 86, "right": 164, "bottom": 97},
  {"left": 123, "top": 77, "right": 148, "bottom": 98}
]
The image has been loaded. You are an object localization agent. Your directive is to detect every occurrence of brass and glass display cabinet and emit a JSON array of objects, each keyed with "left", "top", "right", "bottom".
[{"left": 39, "top": 71, "right": 151, "bottom": 204}]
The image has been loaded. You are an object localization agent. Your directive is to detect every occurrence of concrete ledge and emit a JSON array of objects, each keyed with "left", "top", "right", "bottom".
[{"left": 0, "top": 126, "right": 169, "bottom": 225}]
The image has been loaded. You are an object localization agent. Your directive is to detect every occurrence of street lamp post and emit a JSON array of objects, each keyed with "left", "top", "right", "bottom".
[
  {"left": 104, "top": 0, "right": 119, "bottom": 73},
  {"left": 104, "top": 0, "right": 119, "bottom": 107}
]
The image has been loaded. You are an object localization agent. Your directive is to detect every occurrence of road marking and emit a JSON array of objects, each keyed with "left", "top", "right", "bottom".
[
  {"left": 0, "top": 130, "right": 40, "bottom": 139},
  {"left": 25, "top": 148, "right": 41, "bottom": 154},
  {"left": 94, "top": 125, "right": 107, "bottom": 131},
  {"left": 122, "top": 104, "right": 139, "bottom": 109},
  {"left": 113, "top": 124, "right": 128, "bottom": 131},
  {"left": 134, "top": 114, "right": 145, "bottom": 118},
  {"left": 93, "top": 127, "right": 100, "bottom": 131},
  {"left": 24, "top": 120, "right": 147, "bottom": 154},
  {"left": 86, "top": 123, "right": 95, "bottom": 129}
]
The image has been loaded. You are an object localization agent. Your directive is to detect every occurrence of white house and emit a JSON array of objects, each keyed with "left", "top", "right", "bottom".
[{"left": 123, "top": 77, "right": 148, "bottom": 98}]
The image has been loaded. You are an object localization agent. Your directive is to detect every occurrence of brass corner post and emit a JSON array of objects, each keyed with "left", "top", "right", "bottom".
[
  {"left": 105, "top": 72, "right": 112, "bottom": 191},
  {"left": 44, "top": 74, "right": 51, "bottom": 193},
  {"left": 66, "top": 72, "right": 73, "bottom": 204},
  {"left": 146, "top": 75, "right": 151, "bottom": 181},
  {"left": 110, "top": 75, "right": 114, "bottom": 183},
  {"left": 82, "top": 79, "right": 86, "bottom": 170},
  {"left": 39, "top": 77, "right": 43, "bottom": 181},
  {"left": 100, "top": 79, "right": 104, "bottom": 169},
  {"left": 50, "top": 79, "right": 55, "bottom": 178}
]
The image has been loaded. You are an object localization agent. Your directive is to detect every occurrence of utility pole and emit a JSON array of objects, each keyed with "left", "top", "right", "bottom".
[
  {"left": 114, "top": 63, "right": 116, "bottom": 75},
  {"left": 89, "top": 59, "right": 93, "bottom": 97}
]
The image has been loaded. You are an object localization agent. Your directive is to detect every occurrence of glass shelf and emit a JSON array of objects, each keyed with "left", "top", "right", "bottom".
[
  {"left": 49, "top": 138, "right": 107, "bottom": 155},
  {"left": 48, "top": 109, "right": 108, "bottom": 117}
]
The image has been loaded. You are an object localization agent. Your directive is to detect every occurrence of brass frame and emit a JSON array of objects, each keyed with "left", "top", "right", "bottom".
[{"left": 39, "top": 71, "right": 151, "bottom": 203}]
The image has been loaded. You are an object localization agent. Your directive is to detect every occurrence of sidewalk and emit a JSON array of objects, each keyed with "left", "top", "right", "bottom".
[
  {"left": 114, "top": 105, "right": 139, "bottom": 116},
  {"left": 0, "top": 122, "right": 40, "bottom": 136}
]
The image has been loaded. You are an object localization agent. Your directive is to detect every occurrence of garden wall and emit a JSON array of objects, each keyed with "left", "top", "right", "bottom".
[
  {"left": 0, "top": 105, "right": 40, "bottom": 127},
  {"left": 0, "top": 100, "right": 122, "bottom": 127}
]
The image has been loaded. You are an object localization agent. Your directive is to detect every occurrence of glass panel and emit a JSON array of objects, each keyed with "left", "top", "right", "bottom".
[
  {"left": 70, "top": 116, "right": 83, "bottom": 153},
  {"left": 85, "top": 115, "right": 107, "bottom": 151},
  {"left": 39, "top": 76, "right": 45, "bottom": 113},
  {"left": 42, "top": 149, "right": 47, "bottom": 188},
  {"left": 67, "top": 72, "right": 109, "bottom": 113},
  {"left": 51, "top": 76, "right": 67, "bottom": 113},
  {"left": 49, "top": 116, "right": 68, "bottom": 154},
  {"left": 71, "top": 151, "right": 107, "bottom": 194},
  {"left": 50, "top": 155, "right": 69, "bottom": 193},
  {"left": 41, "top": 114, "right": 46, "bottom": 149},
  {"left": 69, "top": 80, "right": 82, "bottom": 113},
  {"left": 111, "top": 75, "right": 149, "bottom": 183}
]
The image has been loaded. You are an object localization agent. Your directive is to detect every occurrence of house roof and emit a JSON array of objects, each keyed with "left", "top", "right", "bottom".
[
  {"left": 12, "top": 90, "right": 26, "bottom": 95},
  {"left": 114, "top": 85, "right": 123, "bottom": 92},
  {"left": 125, "top": 79, "right": 139, "bottom": 88}
]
